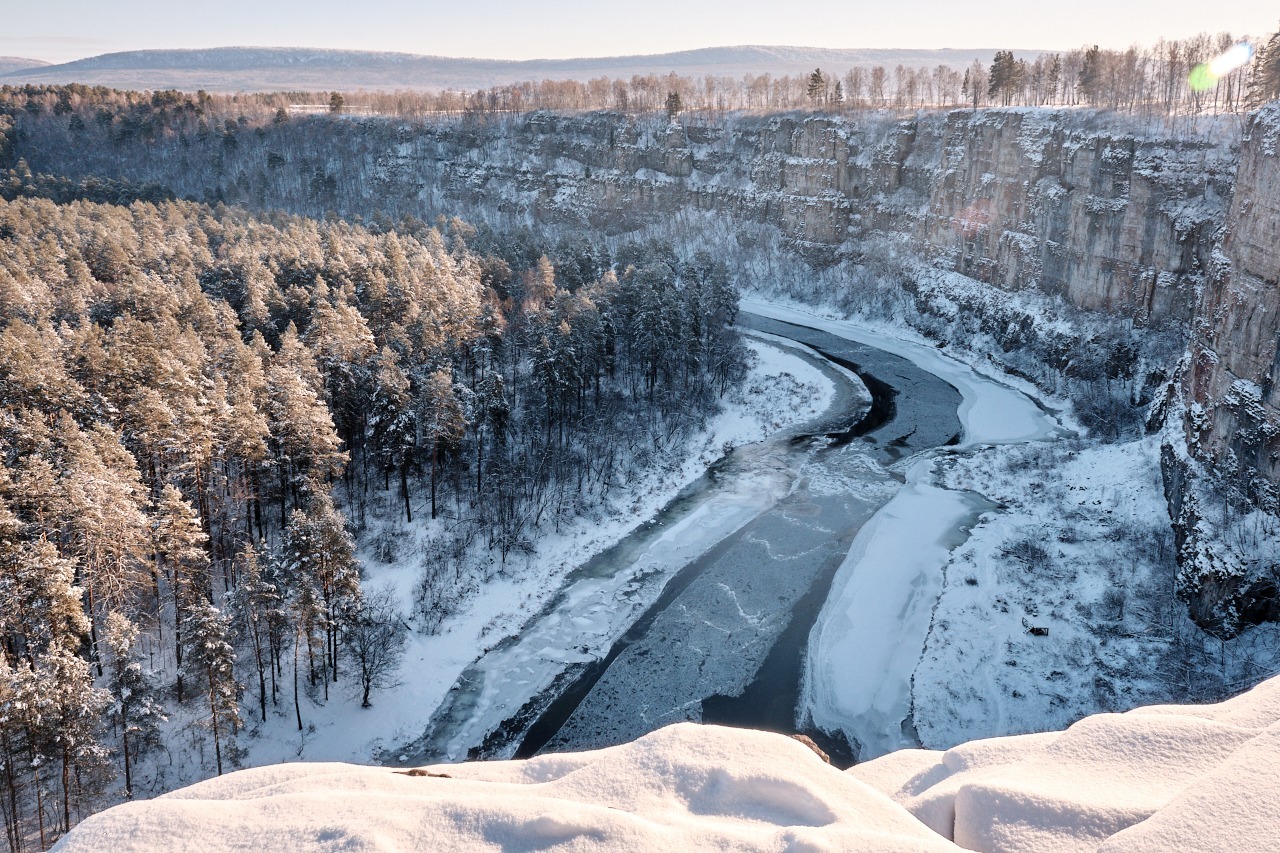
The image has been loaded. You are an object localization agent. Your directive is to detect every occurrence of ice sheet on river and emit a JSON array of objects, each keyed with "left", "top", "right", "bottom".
[{"left": 747, "top": 299, "right": 1069, "bottom": 760}]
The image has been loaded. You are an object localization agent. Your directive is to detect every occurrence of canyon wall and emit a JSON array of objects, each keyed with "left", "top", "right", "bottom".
[
  {"left": 399, "top": 109, "right": 1233, "bottom": 326},
  {"left": 390, "top": 106, "right": 1276, "bottom": 631},
  {"left": 1185, "top": 104, "right": 1280, "bottom": 504}
]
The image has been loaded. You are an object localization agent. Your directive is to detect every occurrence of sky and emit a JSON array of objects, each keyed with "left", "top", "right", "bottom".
[{"left": 3, "top": 0, "right": 1277, "bottom": 65}]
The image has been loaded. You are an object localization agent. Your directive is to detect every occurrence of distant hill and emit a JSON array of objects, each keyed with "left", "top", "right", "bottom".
[
  {"left": 0, "top": 45, "right": 1043, "bottom": 93},
  {"left": 0, "top": 57, "right": 49, "bottom": 75}
]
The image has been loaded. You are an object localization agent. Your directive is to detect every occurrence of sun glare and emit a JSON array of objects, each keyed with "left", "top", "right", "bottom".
[{"left": 1189, "top": 42, "right": 1253, "bottom": 92}]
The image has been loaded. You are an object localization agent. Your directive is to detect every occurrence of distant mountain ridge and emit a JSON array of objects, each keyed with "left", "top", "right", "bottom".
[
  {"left": 0, "top": 45, "right": 1044, "bottom": 92},
  {"left": 0, "top": 57, "right": 49, "bottom": 75}
]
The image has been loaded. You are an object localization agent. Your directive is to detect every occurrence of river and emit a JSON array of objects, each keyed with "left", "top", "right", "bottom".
[{"left": 406, "top": 303, "right": 1065, "bottom": 767}]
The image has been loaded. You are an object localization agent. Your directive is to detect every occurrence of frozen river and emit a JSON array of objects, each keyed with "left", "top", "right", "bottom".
[{"left": 408, "top": 303, "right": 1065, "bottom": 765}]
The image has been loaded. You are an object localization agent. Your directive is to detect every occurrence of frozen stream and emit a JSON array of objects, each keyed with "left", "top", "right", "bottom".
[{"left": 409, "top": 302, "right": 1066, "bottom": 766}]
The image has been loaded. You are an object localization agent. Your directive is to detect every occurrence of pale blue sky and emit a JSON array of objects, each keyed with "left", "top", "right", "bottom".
[{"left": 4, "top": 0, "right": 1277, "bottom": 64}]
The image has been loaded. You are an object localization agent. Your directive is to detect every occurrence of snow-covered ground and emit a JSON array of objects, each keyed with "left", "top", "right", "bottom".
[
  {"left": 57, "top": 675, "right": 1280, "bottom": 852},
  {"left": 223, "top": 337, "right": 843, "bottom": 771},
  {"left": 914, "top": 437, "right": 1280, "bottom": 748}
]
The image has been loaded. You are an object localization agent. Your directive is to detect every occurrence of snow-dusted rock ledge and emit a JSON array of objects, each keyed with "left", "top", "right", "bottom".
[{"left": 56, "top": 676, "right": 1280, "bottom": 852}]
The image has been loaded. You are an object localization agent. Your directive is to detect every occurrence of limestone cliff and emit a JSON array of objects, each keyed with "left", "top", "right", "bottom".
[
  {"left": 401, "top": 110, "right": 1232, "bottom": 327},
  {"left": 1185, "top": 104, "right": 1280, "bottom": 502}
]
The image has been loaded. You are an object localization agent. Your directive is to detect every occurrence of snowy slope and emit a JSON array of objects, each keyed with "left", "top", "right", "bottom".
[{"left": 55, "top": 676, "right": 1280, "bottom": 851}]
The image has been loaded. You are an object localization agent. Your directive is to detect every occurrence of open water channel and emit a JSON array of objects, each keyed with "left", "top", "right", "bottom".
[{"left": 406, "top": 306, "right": 1062, "bottom": 767}]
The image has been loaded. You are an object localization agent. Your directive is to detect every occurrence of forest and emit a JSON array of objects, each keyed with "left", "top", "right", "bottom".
[
  {"left": 0, "top": 187, "right": 743, "bottom": 847},
  {"left": 5, "top": 28, "right": 1275, "bottom": 124}
]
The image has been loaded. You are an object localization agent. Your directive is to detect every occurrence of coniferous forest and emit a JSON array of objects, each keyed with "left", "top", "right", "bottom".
[{"left": 0, "top": 139, "right": 744, "bottom": 844}]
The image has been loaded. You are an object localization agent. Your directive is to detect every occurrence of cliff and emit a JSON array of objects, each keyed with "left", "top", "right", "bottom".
[
  {"left": 1185, "top": 104, "right": 1280, "bottom": 502},
  {"left": 396, "top": 109, "right": 1231, "bottom": 326}
]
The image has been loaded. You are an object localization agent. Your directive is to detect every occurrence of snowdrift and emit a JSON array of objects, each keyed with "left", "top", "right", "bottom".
[{"left": 56, "top": 676, "right": 1280, "bottom": 851}]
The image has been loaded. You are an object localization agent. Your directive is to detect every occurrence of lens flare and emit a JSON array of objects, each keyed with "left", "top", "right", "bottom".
[
  {"left": 1209, "top": 43, "right": 1253, "bottom": 76},
  {"left": 1189, "top": 43, "right": 1254, "bottom": 92}
]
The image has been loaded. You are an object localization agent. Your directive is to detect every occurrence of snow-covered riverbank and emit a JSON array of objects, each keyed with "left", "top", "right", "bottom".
[
  {"left": 740, "top": 299, "right": 1069, "bottom": 759},
  {"left": 231, "top": 336, "right": 851, "bottom": 770}
]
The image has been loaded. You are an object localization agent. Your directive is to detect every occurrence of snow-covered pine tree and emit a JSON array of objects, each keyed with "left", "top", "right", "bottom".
[
  {"left": 153, "top": 483, "right": 210, "bottom": 703},
  {"left": 226, "top": 545, "right": 285, "bottom": 723},
  {"left": 102, "top": 612, "right": 165, "bottom": 800},
  {"left": 180, "top": 601, "right": 241, "bottom": 777},
  {"left": 281, "top": 493, "right": 360, "bottom": 699},
  {"left": 1247, "top": 26, "right": 1280, "bottom": 108}
]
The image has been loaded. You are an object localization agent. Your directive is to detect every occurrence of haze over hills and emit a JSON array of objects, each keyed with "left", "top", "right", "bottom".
[
  {"left": 0, "top": 56, "right": 48, "bottom": 75},
  {"left": 0, "top": 45, "right": 1045, "bottom": 92}
]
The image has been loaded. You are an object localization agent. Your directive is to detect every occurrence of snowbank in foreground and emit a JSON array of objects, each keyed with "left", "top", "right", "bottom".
[
  {"left": 56, "top": 676, "right": 1280, "bottom": 852},
  {"left": 852, "top": 674, "right": 1280, "bottom": 852},
  {"left": 55, "top": 724, "right": 955, "bottom": 853}
]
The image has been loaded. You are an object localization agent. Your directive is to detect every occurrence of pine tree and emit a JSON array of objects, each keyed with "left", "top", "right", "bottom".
[
  {"left": 0, "top": 537, "right": 88, "bottom": 664},
  {"left": 988, "top": 51, "right": 1022, "bottom": 106},
  {"left": 664, "top": 91, "right": 683, "bottom": 120},
  {"left": 368, "top": 348, "right": 415, "bottom": 521},
  {"left": 807, "top": 68, "right": 826, "bottom": 103},
  {"left": 227, "top": 546, "right": 284, "bottom": 723},
  {"left": 20, "top": 648, "right": 111, "bottom": 833},
  {"left": 1246, "top": 26, "right": 1280, "bottom": 108},
  {"left": 153, "top": 483, "right": 210, "bottom": 702},
  {"left": 102, "top": 612, "right": 165, "bottom": 800},
  {"left": 281, "top": 494, "right": 360, "bottom": 699},
  {"left": 56, "top": 417, "right": 150, "bottom": 674},
  {"left": 1079, "top": 45, "right": 1104, "bottom": 105},
  {"left": 416, "top": 369, "right": 465, "bottom": 520},
  {"left": 267, "top": 327, "right": 346, "bottom": 520},
  {"left": 181, "top": 601, "right": 241, "bottom": 776}
]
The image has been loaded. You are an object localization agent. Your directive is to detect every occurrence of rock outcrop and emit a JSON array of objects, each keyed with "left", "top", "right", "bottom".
[
  {"left": 1185, "top": 104, "right": 1280, "bottom": 504},
  {"left": 400, "top": 109, "right": 1232, "bottom": 327}
]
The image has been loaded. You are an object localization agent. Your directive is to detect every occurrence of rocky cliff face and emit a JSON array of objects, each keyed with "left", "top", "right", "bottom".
[
  {"left": 1185, "top": 105, "right": 1280, "bottom": 503},
  {"left": 407, "top": 110, "right": 1233, "bottom": 327},
  {"left": 396, "top": 107, "right": 1276, "bottom": 632},
  {"left": 1159, "top": 105, "right": 1280, "bottom": 634}
]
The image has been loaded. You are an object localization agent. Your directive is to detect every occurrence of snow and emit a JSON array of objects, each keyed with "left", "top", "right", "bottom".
[
  {"left": 55, "top": 723, "right": 959, "bottom": 853},
  {"left": 55, "top": 677, "right": 1280, "bottom": 852},
  {"left": 745, "top": 295, "right": 1068, "bottom": 759},
  {"left": 851, "top": 675, "right": 1280, "bottom": 853},
  {"left": 225, "top": 336, "right": 846, "bottom": 771},
  {"left": 805, "top": 457, "right": 993, "bottom": 757}
]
